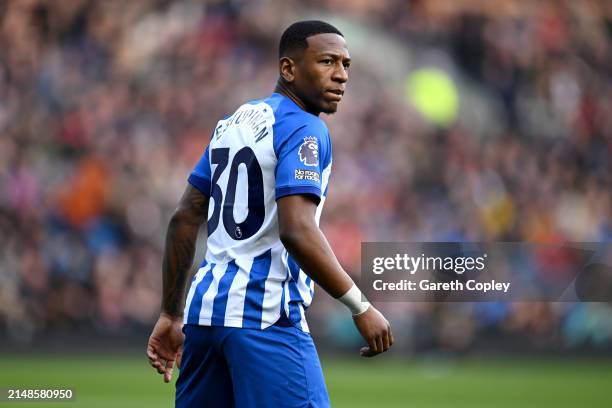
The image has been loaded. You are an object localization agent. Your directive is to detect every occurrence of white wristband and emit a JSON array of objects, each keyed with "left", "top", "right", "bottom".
[{"left": 337, "top": 284, "right": 370, "bottom": 316}]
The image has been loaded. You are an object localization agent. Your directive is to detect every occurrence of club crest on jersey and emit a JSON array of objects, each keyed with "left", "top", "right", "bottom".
[{"left": 299, "top": 136, "right": 319, "bottom": 167}]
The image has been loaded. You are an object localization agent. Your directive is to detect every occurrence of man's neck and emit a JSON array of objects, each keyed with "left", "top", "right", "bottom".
[{"left": 274, "top": 80, "right": 318, "bottom": 116}]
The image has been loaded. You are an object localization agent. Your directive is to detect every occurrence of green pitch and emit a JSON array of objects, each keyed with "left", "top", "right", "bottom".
[{"left": 1, "top": 354, "right": 611, "bottom": 407}]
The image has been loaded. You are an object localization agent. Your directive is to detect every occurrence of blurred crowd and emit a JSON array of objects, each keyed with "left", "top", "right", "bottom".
[{"left": 0, "top": 0, "right": 611, "bottom": 352}]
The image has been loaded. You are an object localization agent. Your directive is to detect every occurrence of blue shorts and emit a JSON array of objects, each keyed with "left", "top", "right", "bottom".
[{"left": 176, "top": 323, "right": 330, "bottom": 408}]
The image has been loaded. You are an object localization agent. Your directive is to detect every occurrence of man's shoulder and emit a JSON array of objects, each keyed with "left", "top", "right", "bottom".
[
  {"left": 275, "top": 107, "right": 328, "bottom": 139},
  {"left": 261, "top": 94, "right": 326, "bottom": 130}
]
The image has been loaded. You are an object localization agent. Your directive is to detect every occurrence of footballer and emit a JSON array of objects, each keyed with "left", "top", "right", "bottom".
[{"left": 147, "top": 20, "right": 393, "bottom": 407}]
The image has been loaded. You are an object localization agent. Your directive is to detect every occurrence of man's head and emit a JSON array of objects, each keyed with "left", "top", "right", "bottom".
[{"left": 278, "top": 20, "right": 350, "bottom": 115}]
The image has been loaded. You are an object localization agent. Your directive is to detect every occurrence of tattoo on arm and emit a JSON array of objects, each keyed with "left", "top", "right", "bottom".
[{"left": 161, "top": 185, "right": 209, "bottom": 317}]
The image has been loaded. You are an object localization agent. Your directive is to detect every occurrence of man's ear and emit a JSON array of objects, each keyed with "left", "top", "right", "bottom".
[{"left": 279, "top": 57, "right": 296, "bottom": 82}]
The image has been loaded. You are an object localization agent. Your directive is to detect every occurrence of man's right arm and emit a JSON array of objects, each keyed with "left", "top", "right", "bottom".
[{"left": 277, "top": 194, "right": 393, "bottom": 356}]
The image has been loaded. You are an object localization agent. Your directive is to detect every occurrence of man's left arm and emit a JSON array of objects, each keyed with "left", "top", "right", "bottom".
[{"left": 147, "top": 185, "right": 209, "bottom": 383}]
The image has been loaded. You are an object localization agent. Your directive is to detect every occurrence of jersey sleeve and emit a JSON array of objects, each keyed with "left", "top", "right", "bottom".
[
  {"left": 188, "top": 145, "right": 212, "bottom": 197},
  {"left": 275, "top": 121, "right": 331, "bottom": 204}
]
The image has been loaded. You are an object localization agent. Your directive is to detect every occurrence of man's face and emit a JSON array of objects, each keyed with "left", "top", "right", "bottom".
[{"left": 292, "top": 33, "right": 350, "bottom": 115}]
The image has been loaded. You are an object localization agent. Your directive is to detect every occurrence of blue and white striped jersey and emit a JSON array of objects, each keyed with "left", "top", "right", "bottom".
[{"left": 183, "top": 93, "right": 333, "bottom": 332}]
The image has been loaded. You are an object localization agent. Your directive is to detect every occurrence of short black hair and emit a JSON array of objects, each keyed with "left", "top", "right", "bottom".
[{"left": 279, "top": 20, "right": 343, "bottom": 58}]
